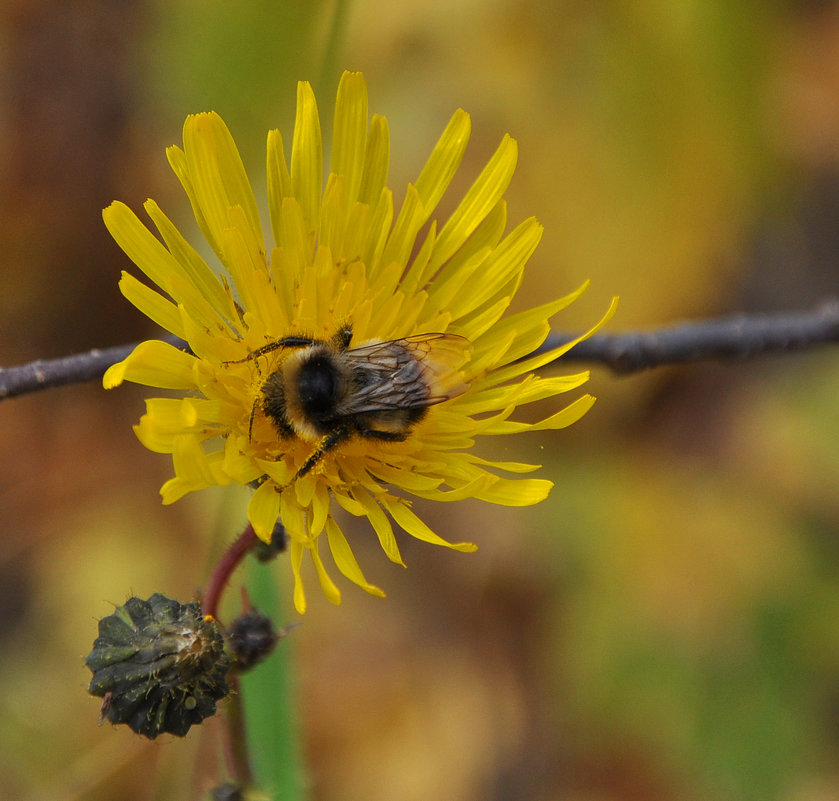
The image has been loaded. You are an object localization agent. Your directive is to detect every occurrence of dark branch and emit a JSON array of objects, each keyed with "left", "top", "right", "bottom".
[
  {"left": 0, "top": 341, "right": 145, "bottom": 399},
  {"left": 544, "top": 300, "right": 839, "bottom": 373},
  {"left": 2, "top": 302, "right": 839, "bottom": 401},
  {"left": 0, "top": 333, "right": 187, "bottom": 400}
]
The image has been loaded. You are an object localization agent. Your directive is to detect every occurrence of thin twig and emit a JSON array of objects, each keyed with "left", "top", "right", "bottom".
[
  {"left": 0, "top": 331, "right": 187, "bottom": 400},
  {"left": 545, "top": 300, "right": 839, "bottom": 373},
  {"left": 2, "top": 302, "right": 839, "bottom": 401},
  {"left": 0, "top": 341, "right": 149, "bottom": 399}
]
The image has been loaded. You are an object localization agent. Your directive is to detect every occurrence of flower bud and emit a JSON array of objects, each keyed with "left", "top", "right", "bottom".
[
  {"left": 210, "top": 783, "right": 242, "bottom": 801},
  {"left": 226, "top": 608, "right": 288, "bottom": 671},
  {"left": 252, "top": 519, "right": 287, "bottom": 563},
  {"left": 86, "top": 593, "right": 231, "bottom": 738}
]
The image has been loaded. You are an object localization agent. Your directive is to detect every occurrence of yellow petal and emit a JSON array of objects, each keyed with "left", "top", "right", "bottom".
[
  {"left": 325, "top": 516, "right": 386, "bottom": 597},
  {"left": 456, "top": 373, "right": 591, "bottom": 415},
  {"left": 382, "top": 497, "right": 477, "bottom": 552},
  {"left": 103, "top": 340, "right": 197, "bottom": 390},
  {"left": 220, "top": 220, "right": 282, "bottom": 330},
  {"left": 470, "top": 282, "right": 599, "bottom": 387},
  {"left": 309, "top": 538, "right": 342, "bottom": 606},
  {"left": 475, "top": 477, "right": 554, "bottom": 506},
  {"left": 428, "top": 134, "right": 517, "bottom": 273},
  {"left": 182, "top": 112, "right": 263, "bottom": 264},
  {"left": 487, "top": 295, "right": 618, "bottom": 389},
  {"left": 482, "top": 394, "right": 597, "bottom": 434},
  {"left": 421, "top": 198, "right": 507, "bottom": 301},
  {"left": 274, "top": 196, "right": 310, "bottom": 274},
  {"left": 255, "top": 457, "right": 296, "bottom": 487},
  {"left": 414, "top": 108, "right": 471, "bottom": 225},
  {"left": 281, "top": 487, "right": 309, "bottom": 545},
  {"left": 331, "top": 71, "right": 368, "bottom": 206},
  {"left": 144, "top": 199, "right": 233, "bottom": 318},
  {"left": 289, "top": 540, "right": 307, "bottom": 614},
  {"left": 357, "top": 114, "right": 390, "bottom": 208},
  {"left": 448, "top": 216, "right": 543, "bottom": 322},
  {"left": 319, "top": 174, "right": 348, "bottom": 259},
  {"left": 291, "top": 81, "right": 323, "bottom": 234},
  {"left": 365, "top": 460, "right": 444, "bottom": 493},
  {"left": 351, "top": 486, "right": 404, "bottom": 566},
  {"left": 452, "top": 295, "right": 512, "bottom": 343},
  {"left": 410, "top": 473, "right": 497, "bottom": 502},
  {"left": 333, "top": 490, "right": 366, "bottom": 517},
  {"left": 103, "top": 202, "right": 192, "bottom": 297},
  {"left": 159, "top": 435, "right": 218, "bottom": 504},
  {"left": 267, "top": 128, "right": 292, "bottom": 246},
  {"left": 134, "top": 407, "right": 180, "bottom": 453},
  {"left": 399, "top": 221, "right": 437, "bottom": 297},
  {"left": 117, "top": 272, "right": 185, "bottom": 338},
  {"left": 248, "top": 481, "right": 281, "bottom": 542},
  {"left": 361, "top": 187, "right": 394, "bottom": 275},
  {"left": 307, "top": 480, "right": 330, "bottom": 537},
  {"left": 222, "top": 435, "right": 264, "bottom": 485},
  {"left": 459, "top": 453, "right": 542, "bottom": 474},
  {"left": 378, "top": 184, "right": 425, "bottom": 277},
  {"left": 421, "top": 245, "right": 491, "bottom": 321}
]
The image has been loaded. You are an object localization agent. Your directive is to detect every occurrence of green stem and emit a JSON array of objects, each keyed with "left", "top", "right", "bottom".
[{"left": 240, "top": 560, "right": 306, "bottom": 799}]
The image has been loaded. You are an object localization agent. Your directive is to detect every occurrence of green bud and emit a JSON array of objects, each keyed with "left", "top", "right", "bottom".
[
  {"left": 86, "top": 593, "right": 231, "bottom": 739},
  {"left": 227, "top": 609, "right": 283, "bottom": 671}
]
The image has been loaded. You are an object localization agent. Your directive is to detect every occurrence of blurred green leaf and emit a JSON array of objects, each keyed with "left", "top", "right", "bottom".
[{"left": 240, "top": 561, "right": 305, "bottom": 800}]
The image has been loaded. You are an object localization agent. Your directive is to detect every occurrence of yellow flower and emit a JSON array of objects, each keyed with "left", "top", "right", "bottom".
[{"left": 104, "top": 71, "right": 616, "bottom": 613}]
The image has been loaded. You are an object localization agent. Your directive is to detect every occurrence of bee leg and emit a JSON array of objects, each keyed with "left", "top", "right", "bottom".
[
  {"left": 223, "top": 335, "right": 320, "bottom": 364},
  {"left": 329, "top": 325, "right": 353, "bottom": 351},
  {"left": 296, "top": 425, "right": 352, "bottom": 478},
  {"left": 358, "top": 428, "right": 410, "bottom": 443},
  {"left": 248, "top": 399, "right": 257, "bottom": 441}
]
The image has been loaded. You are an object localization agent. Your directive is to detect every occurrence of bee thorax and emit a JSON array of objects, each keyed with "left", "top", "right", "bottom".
[{"left": 279, "top": 347, "right": 350, "bottom": 440}]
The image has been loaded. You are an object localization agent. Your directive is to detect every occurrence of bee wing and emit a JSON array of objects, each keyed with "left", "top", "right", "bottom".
[{"left": 340, "top": 333, "right": 472, "bottom": 413}]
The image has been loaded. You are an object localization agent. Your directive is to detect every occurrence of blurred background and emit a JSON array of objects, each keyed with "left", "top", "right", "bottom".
[{"left": 3, "top": 1, "right": 839, "bottom": 799}]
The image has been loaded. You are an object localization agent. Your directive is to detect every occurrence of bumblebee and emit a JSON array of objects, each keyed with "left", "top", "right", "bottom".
[{"left": 232, "top": 325, "right": 471, "bottom": 478}]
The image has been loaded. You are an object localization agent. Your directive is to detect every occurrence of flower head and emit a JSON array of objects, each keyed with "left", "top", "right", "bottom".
[
  {"left": 104, "top": 71, "right": 615, "bottom": 612},
  {"left": 86, "top": 594, "right": 231, "bottom": 738}
]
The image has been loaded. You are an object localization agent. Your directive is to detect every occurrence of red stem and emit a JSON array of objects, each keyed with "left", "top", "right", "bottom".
[
  {"left": 203, "top": 523, "right": 260, "bottom": 788},
  {"left": 202, "top": 523, "right": 259, "bottom": 620}
]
